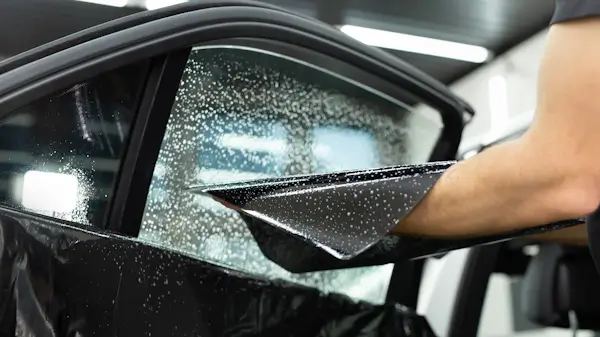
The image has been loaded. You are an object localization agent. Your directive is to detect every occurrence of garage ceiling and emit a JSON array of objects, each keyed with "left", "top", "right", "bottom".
[{"left": 0, "top": 0, "right": 555, "bottom": 84}]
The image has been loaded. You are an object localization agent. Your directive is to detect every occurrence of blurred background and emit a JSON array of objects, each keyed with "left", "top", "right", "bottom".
[{"left": 0, "top": 0, "right": 566, "bottom": 336}]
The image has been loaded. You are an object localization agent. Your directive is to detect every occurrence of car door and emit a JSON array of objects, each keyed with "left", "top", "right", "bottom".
[{"left": 0, "top": 2, "right": 472, "bottom": 336}]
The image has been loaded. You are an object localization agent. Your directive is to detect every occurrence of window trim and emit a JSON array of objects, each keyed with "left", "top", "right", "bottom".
[
  {"left": 106, "top": 50, "right": 191, "bottom": 235},
  {"left": 0, "top": 1, "right": 284, "bottom": 76},
  {"left": 0, "top": 6, "right": 470, "bottom": 137}
]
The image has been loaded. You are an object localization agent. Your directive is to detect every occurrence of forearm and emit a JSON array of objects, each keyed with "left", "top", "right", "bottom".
[
  {"left": 392, "top": 19, "right": 600, "bottom": 239},
  {"left": 393, "top": 137, "right": 599, "bottom": 238}
]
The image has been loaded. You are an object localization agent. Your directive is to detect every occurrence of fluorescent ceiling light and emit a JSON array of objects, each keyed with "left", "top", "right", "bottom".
[
  {"left": 340, "top": 25, "right": 490, "bottom": 63},
  {"left": 145, "top": 0, "right": 187, "bottom": 10},
  {"left": 22, "top": 171, "right": 79, "bottom": 213},
  {"left": 488, "top": 75, "right": 509, "bottom": 140},
  {"left": 76, "top": 0, "right": 128, "bottom": 7}
]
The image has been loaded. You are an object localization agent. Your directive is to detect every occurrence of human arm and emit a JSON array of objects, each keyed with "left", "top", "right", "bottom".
[{"left": 393, "top": 17, "right": 600, "bottom": 238}]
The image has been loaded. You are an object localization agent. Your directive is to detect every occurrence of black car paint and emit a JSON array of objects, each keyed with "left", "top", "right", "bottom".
[
  {"left": 0, "top": 1, "right": 558, "bottom": 336},
  {"left": 0, "top": 208, "right": 437, "bottom": 336},
  {"left": 0, "top": 2, "right": 471, "bottom": 253},
  {"left": 0, "top": 1, "right": 475, "bottom": 122}
]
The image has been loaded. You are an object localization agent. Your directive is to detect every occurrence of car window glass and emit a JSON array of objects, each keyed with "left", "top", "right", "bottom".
[
  {"left": 0, "top": 62, "right": 148, "bottom": 227},
  {"left": 139, "top": 46, "right": 443, "bottom": 304}
]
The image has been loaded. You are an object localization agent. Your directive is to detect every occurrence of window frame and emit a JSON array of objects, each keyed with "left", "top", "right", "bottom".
[
  {"left": 0, "top": 3, "right": 472, "bottom": 310},
  {"left": 0, "top": 6, "right": 471, "bottom": 130},
  {"left": 110, "top": 39, "right": 466, "bottom": 237},
  {"left": 106, "top": 51, "right": 191, "bottom": 236},
  {"left": 112, "top": 41, "right": 460, "bottom": 308}
]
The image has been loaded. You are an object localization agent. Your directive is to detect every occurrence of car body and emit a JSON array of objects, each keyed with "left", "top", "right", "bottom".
[{"left": 0, "top": 2, "right": 581, "bottom": 336}]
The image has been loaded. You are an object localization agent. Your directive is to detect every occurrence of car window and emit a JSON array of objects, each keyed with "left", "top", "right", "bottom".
[
  {"left": 0, "top": 61, "right": 148, "bottom": 227},
  {"left": 138, "top": 46, "right": 444, "bottom": 304}
]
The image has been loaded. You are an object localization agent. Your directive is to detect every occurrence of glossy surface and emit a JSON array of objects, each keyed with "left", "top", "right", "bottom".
[
  {"left": 0, "top": 61, "right": 147, "bottom": 227},
  {"left": 139, "top": 46, "right": 444, "bottom": 304},
  {"left": 193, "top": 161, "right": 453, "bottom": 259},
  {"left": 0, "top": 208, "right": 436, "bottom": 337},
  {"left": 195, "top": 162, "right": 584, "bottom": 273},
  {"left": 250, "top": 215, "right": 584, "bottom": 274}
]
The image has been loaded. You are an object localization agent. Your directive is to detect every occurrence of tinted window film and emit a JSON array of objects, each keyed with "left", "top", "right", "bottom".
[
  {"left": 139, "top": 46, "right": 443, "bottom": 304},
  {"left": 0, "top": 62, "right": 148, "bottom": 227}
]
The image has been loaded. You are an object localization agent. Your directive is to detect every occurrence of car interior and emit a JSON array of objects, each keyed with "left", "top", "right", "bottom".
[{"left": 429, "top": 128, "right": 598, "bottom": 337}]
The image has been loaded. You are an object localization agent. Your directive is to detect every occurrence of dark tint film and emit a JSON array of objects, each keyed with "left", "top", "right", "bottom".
[{"left": 0, "top": 61, "right": 148, "bottom": 227}]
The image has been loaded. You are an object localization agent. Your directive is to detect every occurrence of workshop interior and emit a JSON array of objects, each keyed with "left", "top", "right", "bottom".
[{"left": 0, "top": 0, "right": 596, "bottom": 336}]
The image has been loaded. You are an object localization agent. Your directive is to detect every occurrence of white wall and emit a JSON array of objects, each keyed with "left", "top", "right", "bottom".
[
  {"left": 417, "top": 250, "right": 471, "bottom": 336},
  {"left": 455, "top": 29, "right": 549, "bottom": 154}
]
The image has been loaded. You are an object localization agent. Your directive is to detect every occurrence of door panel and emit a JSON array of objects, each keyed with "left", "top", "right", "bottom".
[
  {"left": 0, "top": 209, "right": 436, "bottom": 336},
  {"left": 0, "top": 3, "right": 474, "bottom": 336},
  {"left": 137, "top": 45, "right": 445, "bottom": 304}
]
